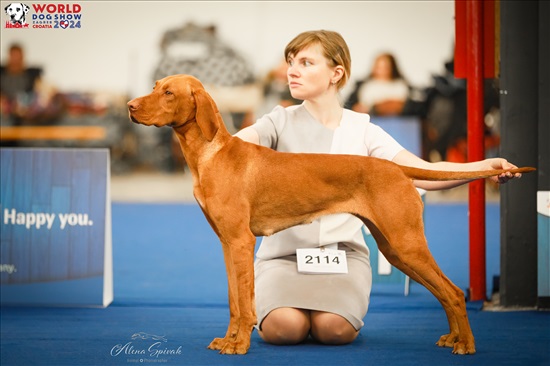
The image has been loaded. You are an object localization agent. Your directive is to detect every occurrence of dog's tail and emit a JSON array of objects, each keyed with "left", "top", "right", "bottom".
[{"left": 398, "top": 166, "right": 536, "bottom": 181}]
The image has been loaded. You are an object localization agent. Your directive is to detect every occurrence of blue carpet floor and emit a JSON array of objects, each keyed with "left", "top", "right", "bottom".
[{"left": 1, "top": 202, "right": 549, "bottom": 365}]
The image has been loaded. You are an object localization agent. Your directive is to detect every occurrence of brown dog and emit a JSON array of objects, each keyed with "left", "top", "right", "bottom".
[{"left": 127, "top": 74, "right": 534, "bottom": 355}]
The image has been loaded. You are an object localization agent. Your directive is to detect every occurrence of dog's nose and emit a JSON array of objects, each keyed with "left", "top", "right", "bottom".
[{"left": 127, "top": 100, "right": 139, "bottom": 111}]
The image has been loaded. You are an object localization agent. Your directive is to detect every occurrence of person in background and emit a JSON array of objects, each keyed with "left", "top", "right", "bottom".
[
  {"left": 0, "top": 43, "right": 42, "bottom": 124},
  {"left": 0, "top": 43, "right": 65, "bottom": 130},
  {"left": 235, "top": 30, "right": 522, "bottom": 346},
  {"left": 345, "top": 52, "right": 410, "bottom": 116}
]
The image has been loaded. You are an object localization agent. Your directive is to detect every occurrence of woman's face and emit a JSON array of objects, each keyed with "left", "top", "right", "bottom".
[
  {"left": 372, "top": 56, "right": 392, "bottom": 80},
  {"left": 286, "top": 44, "right": 338, "bottom": 101}
]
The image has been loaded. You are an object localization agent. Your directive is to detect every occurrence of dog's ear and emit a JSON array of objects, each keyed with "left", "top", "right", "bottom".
[
  {"left": 192, "top": 88, "right": 220, "bottom": 142},
  {"left": 23, "top": 4, "right": 29, "bottom": 13}
]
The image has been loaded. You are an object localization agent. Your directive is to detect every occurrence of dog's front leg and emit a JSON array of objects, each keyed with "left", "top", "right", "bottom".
[
  {"left": 207, "top": 241, "right": 239, "bottom": 350},
  {"left": 207, "top": 230, "right": 257, "bottom": 355}
]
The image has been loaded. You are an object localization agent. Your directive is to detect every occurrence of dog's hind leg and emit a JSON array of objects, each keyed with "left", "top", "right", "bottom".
[{"left": 359, "top": 200, "right": 475, "bottom": 354}]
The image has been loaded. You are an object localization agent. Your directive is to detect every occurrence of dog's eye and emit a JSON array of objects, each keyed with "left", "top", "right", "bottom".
[{"left": 165, "top": 91, "right": 173, "bottom": 95}]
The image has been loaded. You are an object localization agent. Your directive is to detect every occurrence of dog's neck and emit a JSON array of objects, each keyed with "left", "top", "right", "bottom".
[{"left": 172, "top": 119, "right": 230, "bottom": 176}]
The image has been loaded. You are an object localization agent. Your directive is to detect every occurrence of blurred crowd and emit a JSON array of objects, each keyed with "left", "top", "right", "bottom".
[
  {"left": 1, "top": 24, "right": 501, "bottom": 173},
  {"left": 0, "top": 43, "right": 137, "bottom": 172}
]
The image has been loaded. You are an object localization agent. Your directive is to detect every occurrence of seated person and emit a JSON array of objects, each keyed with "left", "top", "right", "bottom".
[
  {"left": 345, "top": 52, "right": 410, "bottom": 116},
  {"left": 1, "top": 43, "right": 65, "bottom": 128},
  {"left": 1, "top": 43, "right": 42, "bottom": 123}
]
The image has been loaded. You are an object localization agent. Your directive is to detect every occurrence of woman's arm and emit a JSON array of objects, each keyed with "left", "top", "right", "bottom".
[
  {"left": 234, "top": 126, "right": 260, "bottom": 145},
  {"left": 392, "top": 149, "right": 522, "bottom": 191}
]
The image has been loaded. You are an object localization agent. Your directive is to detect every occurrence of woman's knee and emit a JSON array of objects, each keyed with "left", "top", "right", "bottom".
[
  {"left": 310, "top": 311, "right": 359, "bottom": 345},
  {"left": 258, "top": 308, "right": 311, "bottom": 345}
]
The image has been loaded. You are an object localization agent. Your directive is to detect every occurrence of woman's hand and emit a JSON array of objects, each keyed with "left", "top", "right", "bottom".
[{"left": 485, "top": 158, "right": 522, "bottom": 184}]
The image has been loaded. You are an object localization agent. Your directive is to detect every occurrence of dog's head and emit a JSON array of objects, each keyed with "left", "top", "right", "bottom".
[
  {"left": 127, "top": 74, "right": 221, "bottom": 141},
  {"left": 5, "top": 3, "right": 29, "bottom": 24}
]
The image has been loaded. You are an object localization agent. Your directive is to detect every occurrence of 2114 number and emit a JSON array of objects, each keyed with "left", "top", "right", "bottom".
[{"left": 305, "top": 255, "right": 341, "bottom": 265}]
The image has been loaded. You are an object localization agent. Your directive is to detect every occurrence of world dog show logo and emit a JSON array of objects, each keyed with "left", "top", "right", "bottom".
[{"left": 4, "top": 2, "right": 82, "bottom": 29}]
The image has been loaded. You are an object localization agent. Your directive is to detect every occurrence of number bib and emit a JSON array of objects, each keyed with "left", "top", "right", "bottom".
[{"left": 296, "top": 247, "right": 348, "bottom": 274}]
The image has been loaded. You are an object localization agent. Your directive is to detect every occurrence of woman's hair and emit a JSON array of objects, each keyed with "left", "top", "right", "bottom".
[
  {"left": 369, "top": 53, "right": 406, "bottom": 81},
  {"left": 284, "top": 30, "right": 351, "bottom": 90}
]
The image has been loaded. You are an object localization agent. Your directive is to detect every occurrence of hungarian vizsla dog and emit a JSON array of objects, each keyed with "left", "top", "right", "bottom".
[{"left": 127, "top": 74, "right": 534, "bottom": 356}]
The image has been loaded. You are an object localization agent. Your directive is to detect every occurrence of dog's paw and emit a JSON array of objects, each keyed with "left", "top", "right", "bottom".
[
  {"left": 436, "top": 333, "right": 458, "bottom": 348},
  {"left": 219, "top": 341, "right": 249, "bottom": 355},
  {"left": 207, "top": 337, "right": 226, "bottom": 351},
  {"left": 436, "top": 333, "right": 475, "bottom": 355},
  {"left": 451, "top": 341, "right": 476, "bottom": 355},
  {"left": 207, "top": 337, "right": 249, "bottom": 354}
]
